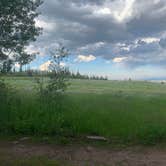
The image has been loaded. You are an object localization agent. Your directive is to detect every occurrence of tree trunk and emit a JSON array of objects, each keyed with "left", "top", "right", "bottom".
[{"left": 20, "top": 64, "right": 22, "bottom": 72}]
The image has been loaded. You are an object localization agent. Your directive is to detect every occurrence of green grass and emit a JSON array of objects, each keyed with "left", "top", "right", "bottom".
[
  {"left": 1, "top": 77, "right": 166, "bottom": 144},
  {"left": 4, "top": 77, "right": 166, "bottom": 95}
]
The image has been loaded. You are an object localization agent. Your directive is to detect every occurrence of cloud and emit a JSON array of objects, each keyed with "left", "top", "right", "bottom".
[
  {"left": 112, "top": 0, "right": 135, "bottom": 22},
  {"left": 35, "top": 19, "right": 56, "bottom": 31},
  {"left": 39, "top": 61, "right": 51, "bottom": 71},
  {"left": 27, "top": 0, "right": 166, "bottom": 68},
  {"left": 39, "top": 61, "right": 67, "bottom": 71},
  {"left": 159, "top": 38, "right": 166, "bottom": 48},
  {"left": 60, "top": 62, "right": 66, "bottom": 67},
  {"left": 113, "top": 57, "right": 128, "bottom": 63},
  {"left": 75, "top": 55, "right": 96, "bottom": 62},
  {"left": 140, "top": 37, "right": 160, "bottom": 44}
]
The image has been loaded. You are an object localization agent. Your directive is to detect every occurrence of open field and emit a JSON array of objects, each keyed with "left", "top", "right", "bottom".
[
  {"left": 1, "top": 77, "right": 166, "bottom": 145},
  {"left": 4, "top": 77, "right": 166, "bottom": 95}
]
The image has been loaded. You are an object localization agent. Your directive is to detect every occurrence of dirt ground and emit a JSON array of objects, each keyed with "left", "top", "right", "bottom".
[{"left": 1, "top": 139, "right": 166, "bottom": 166}]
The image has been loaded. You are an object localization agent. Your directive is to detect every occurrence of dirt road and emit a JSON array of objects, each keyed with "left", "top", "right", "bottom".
[{"left": 1, "top": 140, "right": 166, "bottom": 166}]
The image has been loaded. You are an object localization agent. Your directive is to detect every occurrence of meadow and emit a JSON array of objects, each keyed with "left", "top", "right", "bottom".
[{"left": 1, "top": 77, "right": 166, "bottom": 144}]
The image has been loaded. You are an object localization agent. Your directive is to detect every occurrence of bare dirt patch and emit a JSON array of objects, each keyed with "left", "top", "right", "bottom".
[{"left": 1, "top": 140, "right": 166, "bottom": 166}]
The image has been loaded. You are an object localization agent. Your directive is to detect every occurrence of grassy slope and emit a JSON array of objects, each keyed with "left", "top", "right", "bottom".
[{"left": 1, "top": 77, "right": 166, "bottom": 144}]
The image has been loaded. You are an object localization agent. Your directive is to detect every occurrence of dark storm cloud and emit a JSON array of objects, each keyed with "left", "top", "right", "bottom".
[
  {"left": 32, "top": 0, "right": 166, "bottom": 67},
  {"left": 127, "top": 0, "right": 166, "bottom": 37},
  {"left": 159, "top": 38, "right": 166, "bottom": 48}
]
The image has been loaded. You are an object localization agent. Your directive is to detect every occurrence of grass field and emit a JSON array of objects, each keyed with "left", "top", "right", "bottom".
[{"left": 1, "top": 77, "right": 166, "bottom": 144}]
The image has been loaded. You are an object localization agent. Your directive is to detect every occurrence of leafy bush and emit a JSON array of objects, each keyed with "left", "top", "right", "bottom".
[{"left": 0, "top": 78, "right": 17, "bottom": 133}]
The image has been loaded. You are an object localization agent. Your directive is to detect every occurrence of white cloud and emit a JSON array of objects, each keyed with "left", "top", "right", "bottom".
[
  {"left": 60, "top": 62, "right": 66, "bottom": 67},
  {"left": 140, "top": 37, "right": 160, "bottom": 44},
  {"left": 35, "top": 19, "right": 56, "bottom": 31},
  {"left": 93, "top": 0, "right": 135, "bottom": 22},
  {"left": 94, "top": 7, "right": 112, "bottom": 15},
  {"left": 39, "top": 61, "right": 51, "bottom": 71},
  {"left": 113, "top": 57, "right": 128, "bottom": 63},
  {"left": 39, "top": 61, "right": 66, "bottom": 71},
  {"left": 75, "top": 55, "right": 96, "bottom": 62},
  {"left": 25, "top": 45, "right": 41, "bottom": 55},
  {"left": 114, "top": 0, "right": 135, "bottom": 22},
  {"left": 116, "top": 43, "right": 131, "bottom": 51}
]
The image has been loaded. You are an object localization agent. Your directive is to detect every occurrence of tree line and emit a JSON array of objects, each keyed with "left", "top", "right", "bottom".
[{"left": 2, "top": 69, "right": 108, "bottom": 81}]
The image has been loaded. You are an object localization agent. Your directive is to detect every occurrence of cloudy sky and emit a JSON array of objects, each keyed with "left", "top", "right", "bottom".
[{"left": 28, "top": 0, "right": 166, "bottom": 80}]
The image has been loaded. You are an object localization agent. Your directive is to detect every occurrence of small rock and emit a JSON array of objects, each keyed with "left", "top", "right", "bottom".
[
  {"left": 86, "top": 136, "right": 107, "bottom": 141},
  {"left": 19, "top": 137, "right": 30, "bottom": 141}
]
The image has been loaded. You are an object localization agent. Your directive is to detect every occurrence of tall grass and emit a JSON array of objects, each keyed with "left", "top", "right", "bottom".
[{"left": 1, "top": 78, "right": 166, "bottom": 144}]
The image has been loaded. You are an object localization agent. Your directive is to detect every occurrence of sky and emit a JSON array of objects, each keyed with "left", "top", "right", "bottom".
[{"left": 27, "top": 0, "right": 166, "bottom": 80}]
